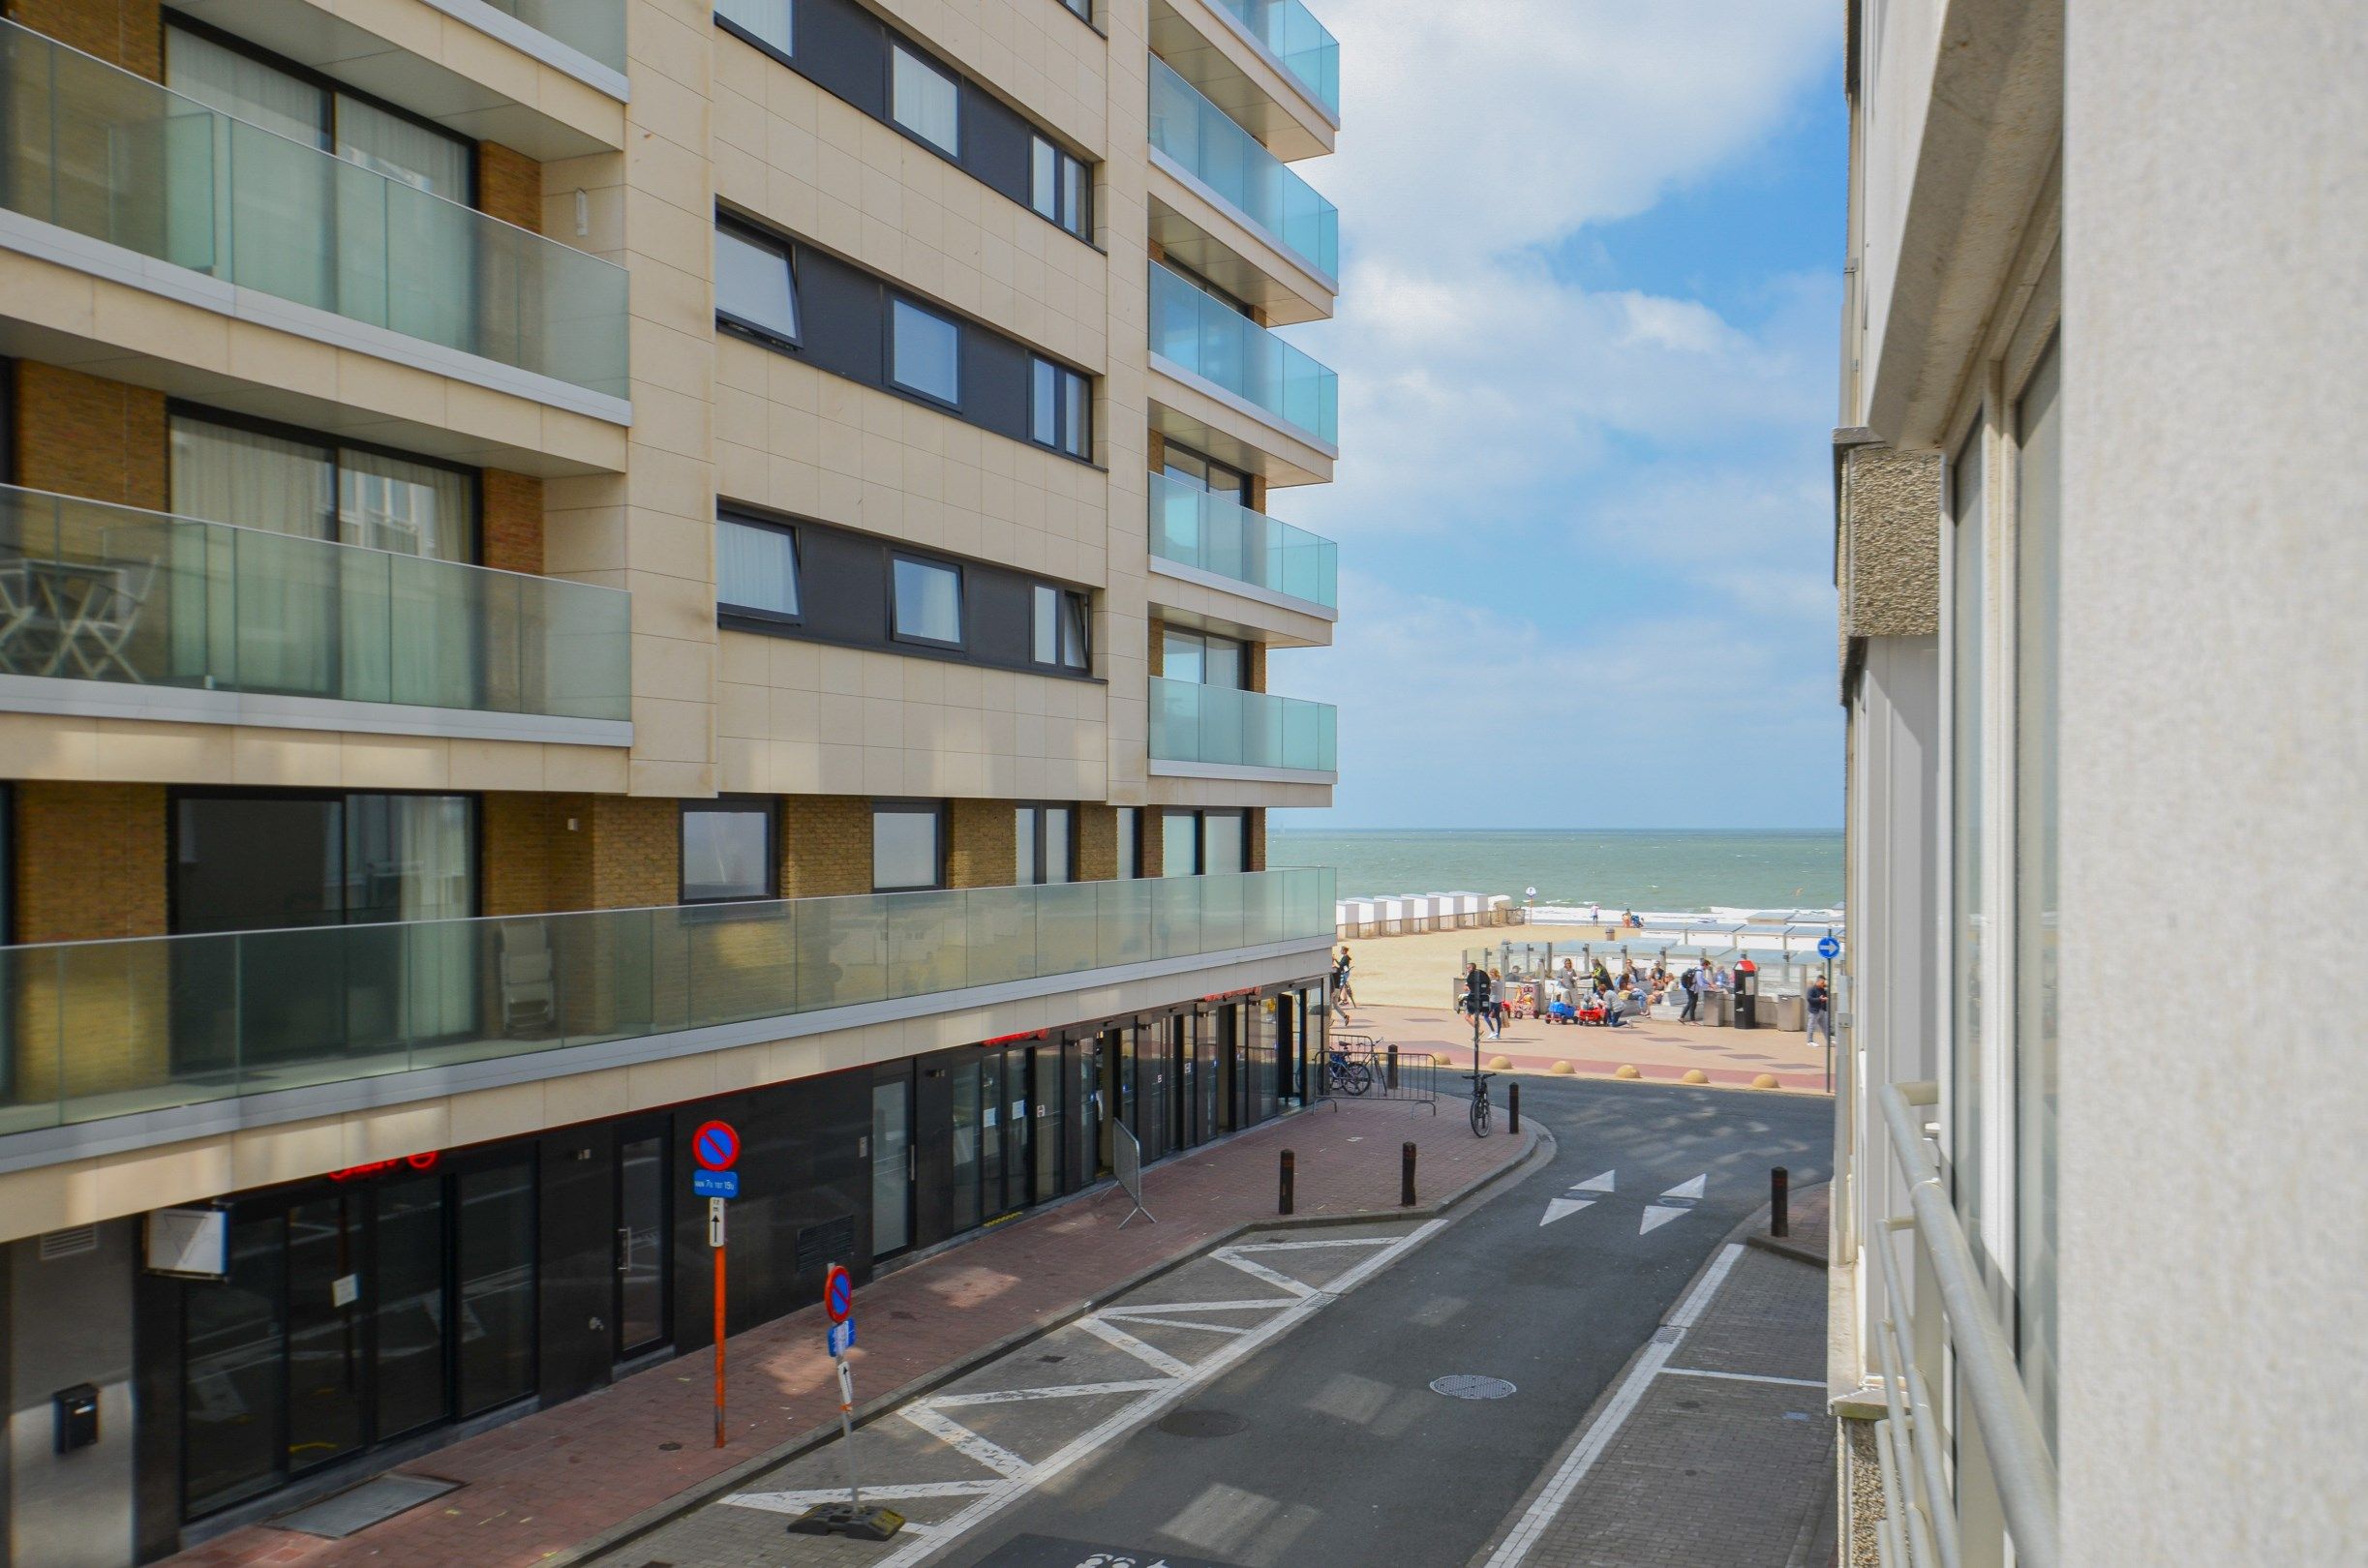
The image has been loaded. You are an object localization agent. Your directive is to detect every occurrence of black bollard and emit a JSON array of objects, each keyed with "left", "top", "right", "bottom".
[
  {"left": 1280, "top": 1150, "right": 1295, "bottom": 1216},
  {"left": 1772, "top": 1165, "right": 1790, "bottom": 1238},
  {"left": 1401, "top": 1141, "right": 1417, "bottom": 1208},
  {"left": 1386, "top": 1043, "right": 1399, "bottom": 1090},
  {"left": 1508, "top": 1080, "right": 1521, "bottom": 1134}
]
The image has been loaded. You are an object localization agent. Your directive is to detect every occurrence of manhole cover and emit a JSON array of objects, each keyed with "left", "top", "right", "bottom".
[
  {"left": 1430, "top": 1375, "right": 1517, "bottom": 1401},
  {"left": 1157, "top": 1408, "right": 1249, "bottom": 1437}
]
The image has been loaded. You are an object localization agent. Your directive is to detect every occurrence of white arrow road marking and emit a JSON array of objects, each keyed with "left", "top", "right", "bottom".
[
  {"left": 1639, "top": 1205, "right": 1689, "bottom": 1234},
  {"left": 1660, "top": 1173, "right": 1707, "bottom": 1201},
  {"left": 725, "top": 1480, "right": 1008, "bottom": 1514},
  {"left": 1538, "top": 1197, "right": 1595, "bottom": 1227},
  {"left": 1076, "top": 1316, "right": 1198, "bottom": 1378},
  {"left": 1572, "top": 1170, "right": 1617, "bottom": 1192}
]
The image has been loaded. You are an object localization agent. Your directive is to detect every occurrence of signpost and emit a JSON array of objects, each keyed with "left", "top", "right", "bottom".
[
  {"left": 1817, "top": 934, "right": 1841, "bottom": 1092},
  {"left": 788, "top": 1264, "right": 902, "bottom": 1542},
  {"left": 693, "top": 1120, "right": 738, "bottom": 1449}
]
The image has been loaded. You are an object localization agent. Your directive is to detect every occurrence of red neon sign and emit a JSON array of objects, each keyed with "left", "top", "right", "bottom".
[
  {"left": 978, "top": 1030, "right": 1047, "bottom": 1046},
  {"left": 328, "top": 1151, "right": 440, "bottom": 1183}
]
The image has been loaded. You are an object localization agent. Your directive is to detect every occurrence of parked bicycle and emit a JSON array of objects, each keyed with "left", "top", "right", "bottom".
[{"left": 1325, "top": 1048, "right": 1374, "bottom": 1097}]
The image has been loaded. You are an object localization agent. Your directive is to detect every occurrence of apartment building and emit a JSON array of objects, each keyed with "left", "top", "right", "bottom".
[
  {"left": 1829, "top": 0, "right": 2363, "bottom": 1563},
  {"left": 0, "top": 0, "right": 1346, "bottom": 1557}
]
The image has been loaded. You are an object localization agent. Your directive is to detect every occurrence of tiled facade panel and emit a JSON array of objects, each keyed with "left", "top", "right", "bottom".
[
  {"left": 8, "top": 0, "right": 161, "bottom": 76},
  {"left": 476, "top": 141, "right": 544, "bottom": 232},
  {"left": 11, "top": 363, "right": 167, "bottom": 508}
]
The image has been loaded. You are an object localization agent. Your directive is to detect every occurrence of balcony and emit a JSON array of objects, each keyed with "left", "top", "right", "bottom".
[
  {"left": 0, "top": 19, "right": 629, "bottom": 402},
  {"left": 1150, "top": 55, "right": 1337, "bottom": 280},
  {"left": 0, "top": 870, "right": 1337, "bottom": 1142},
  {"left": 476, "top": 0, "right": 626, "bottom": 75},
  {"left": 0, "top": 484, "right": 630, "bottom": 736},
  {"left": 1206, "top": 0, "right": 1339, "bottom": 116},
  {"left": 1150, "top": 261, "right": 1338, "bottom": 448},
  {"left": 1149, "top": 471, "right": 1337, "bottom": 612},
  {"left": 1151, "top": 676, "right": 1336, "bottom": 776}
]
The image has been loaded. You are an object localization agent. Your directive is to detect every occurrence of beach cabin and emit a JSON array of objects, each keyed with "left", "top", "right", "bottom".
[
  {"left": 1377, "top": 896, "right": 1407, "bottom": 936},
  {"left": 1487, "top": 894, "right": 1513, "bottom": 925},
  {"left": 1338, "top": 898, "right": 1379, "bottom": 940},
  {"left": 1403, "top": 894, "right": 1437, "bottom": 934}
]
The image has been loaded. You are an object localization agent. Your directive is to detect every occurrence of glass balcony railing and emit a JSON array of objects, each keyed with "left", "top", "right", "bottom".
[
  {"left": 0, "top": 869, "right": 1336, "bottom": 1136},
  {"left": 1151, "top": 677, "right": 1336, "bottom": 772},
  {"left": 1149, "top": 472, "right": 1337, "bottom": 609},
  {"left": 1149, "top": 55, "right": 1337, "bottom": 277},
  {"left": 1206, "top": 0, "right": 1339, "bottom": 116},
  {"left": 477, "top": 0, "right": 626, "bottom": 74},
  {"left": 1150, "top": 261, "right": 1338, "bottom": 445},
  {"left": 0, "top": 20, "right": 629, "bottom": 399},
  {"left": 0, "top": 484, "right": 631, "bottom": 722}
]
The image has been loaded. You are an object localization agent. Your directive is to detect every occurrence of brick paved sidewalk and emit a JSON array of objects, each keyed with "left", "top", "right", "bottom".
[
  {"left": 1348, "top": 1005, "right": 1833, "bottom": 1094},
  {"left": 167, "top": 1100, "right": 1533, "bottom": 1568}
]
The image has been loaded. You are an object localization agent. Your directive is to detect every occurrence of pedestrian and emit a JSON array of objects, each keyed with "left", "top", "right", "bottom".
[
  {"left": 1333, "top": 946, "right": 1356, "bottom": 1009},
  {"left": 1487, "top": 966, "right": 1506, "bottom": 1040},
  {"left": 1680, "top": 965, "right": 1701, "bottom": 1024},
  {"left": 1807, "top": 973, "right": 1833, "bottom": 1048}
]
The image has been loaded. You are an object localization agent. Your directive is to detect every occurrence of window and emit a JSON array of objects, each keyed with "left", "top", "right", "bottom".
[
  {"left": 1030, "top": 356, "right": 1090, "bottom": 458},
  {"left": 717, "top": 514, "right": 800, "bottom": 619},
  {"left": 1030, "top": 136, "right": 1088, "bottom": 236},
  {"left": 1161, "top": 627, "right": 1246, "bottom": 688},
  {"left": 893, "top": 556, "right": 963, "bottom": 646},
  {"left": 714, "top": 223, "right": 800, "bottom": 345},
  {"left": 891, "top": 44, "right": 959, "bottom": 155},
  {"left": 681, "top": 800, "right": 776, "bottom": 903},
  {"left": 1114, "top": 806, "right": 1140, "bottom": 878},
  {"left": 1161, "top": 809, "right": 1199, "bottom": 878},
  {"left": 1162, "top": 445, "right": 1251, "bottom": 504},
  {"left": 892, "top": 299, "right": 961, "bottom": 405},
  {"left": 1948, "top": 419, "right": 1991, "bottom": 1282},
  {"left": 873, "top": 802, "right": 944, "bottom": 890},
  {"left": 714, "top": 0, "right": 792, "bottom": 54},
  {"left": 1059, "top": 0, "right": 1091, "bottom": 19},
  {"left": 1032, "top": 585, "right": 1090, "bottom": 670},
  {"left": 1017, "top": 805, "right": 1076, "bottom": 885},
  {"left": 1157, "top": 808, "right": 1244, "bottom": 877}
]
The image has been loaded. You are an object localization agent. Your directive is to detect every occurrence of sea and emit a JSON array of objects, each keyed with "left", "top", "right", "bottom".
[{"left": 1266, "top": 829, "right": 1844, "bottom": 915}]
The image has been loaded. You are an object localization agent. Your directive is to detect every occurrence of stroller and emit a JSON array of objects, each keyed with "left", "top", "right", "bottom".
[{"left": 1546, "top": 999, "right": 1577, "bottom": 1025}]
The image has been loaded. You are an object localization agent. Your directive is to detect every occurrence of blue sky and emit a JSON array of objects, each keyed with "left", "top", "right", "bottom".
[{"left": 1263, "top": 1, "right": 1845, "bottom": 830}]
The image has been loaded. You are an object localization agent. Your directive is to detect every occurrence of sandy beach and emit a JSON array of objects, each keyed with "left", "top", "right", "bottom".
[
  {"left": 1333, "top": 1001, "right": 1832, "bottom": 1095},
  {"left": 1330, "top": 923, "right": 1698, "bottom": 1009}
]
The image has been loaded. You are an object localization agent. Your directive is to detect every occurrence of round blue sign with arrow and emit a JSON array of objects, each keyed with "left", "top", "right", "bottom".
[{"left": 1817, "top": 935, "right": 1841, "bottom": 960}]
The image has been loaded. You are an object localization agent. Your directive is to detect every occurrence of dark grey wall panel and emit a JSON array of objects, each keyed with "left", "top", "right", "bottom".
[{"left": 535, "top": 1131, "right": 613, "bottom": 1405}]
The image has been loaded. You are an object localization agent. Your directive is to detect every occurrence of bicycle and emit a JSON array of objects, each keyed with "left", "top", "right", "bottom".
[
  {"left": 1462, "top": 1002, "right": 1493, "bottom": 1136},
  {"left": 1325, "top": 1048, "right": 1373, "bottom": 1097}
]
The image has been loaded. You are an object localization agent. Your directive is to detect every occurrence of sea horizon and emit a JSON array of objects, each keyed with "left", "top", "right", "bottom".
[{"left": 1267, "top": 827, "right": 1843, "bottom": 913}]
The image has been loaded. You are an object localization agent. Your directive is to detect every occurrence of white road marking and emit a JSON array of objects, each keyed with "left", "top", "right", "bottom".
[
  {"left": 896, "top": 1404, "right": 1032, "bottom": 1479},
  {"left": 1660, "top": 1173, "right": 1708, "bottom": 1200},
  {"left": 724, "top": 1480, "right": 1008, "bottom": 1514},
  {"left": 1209, "top": 1250, "right": 1321, "bottom": 1298},
  {"left": 1572, "top": 1170, "right": 1617, "bottom": 1192},
  {"left": 1102, "top": 1314, "right": 1251, "bottom": 1336},
  {"left": 1096, "top": 1297, "right": 1294, "bottom": 1315},
  {"left": 1480, "top": 1244, "right": 1747, "bottom": 1568},
  {"left": 1538, "top": 1197, "right": 1595, "bottom": 1227},
  {"left": 1230, "top": 1236, "right": 1398, "bottom": 1252},
  {"left": 1661, "top": 1367, "right": 1825, "bottom": 1389},
  {"left": 1076, "top": 1316, "right": 1199, "bottom": 1378},
  {"left": 924, "top": 1379, "right": 1170, "bottom": 1408},
  {"left": 1639, "top": 1204, "right": 1689, "bottom": 1234},
  {"left": 870, "top": 1218, "right": 1449, "bottom": 1568}
]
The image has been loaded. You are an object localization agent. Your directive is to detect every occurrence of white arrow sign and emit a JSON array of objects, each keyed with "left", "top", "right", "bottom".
[
  {"left": 1572, "top": 1170, "right": 1617, "bottom": 1193},
  {"left": 1640, "top": 1174, "right": 1707, "bottom": 1234},
  {"left": 1538, "top": 1171, "right": 1617, "bottom": 1225}
]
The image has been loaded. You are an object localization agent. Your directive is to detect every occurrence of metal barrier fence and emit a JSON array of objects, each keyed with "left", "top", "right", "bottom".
[{"left": 1320, "top": 1034, "right": 1439, "bottom": 1114}]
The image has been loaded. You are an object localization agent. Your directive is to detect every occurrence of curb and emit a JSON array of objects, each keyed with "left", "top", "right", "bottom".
[
  {"left": 1739, "top": 1180, "right": 1834, "bottom": 1269},
  {"left": 561, "top": 1121, "right": 1549, "bottom": 1566}
]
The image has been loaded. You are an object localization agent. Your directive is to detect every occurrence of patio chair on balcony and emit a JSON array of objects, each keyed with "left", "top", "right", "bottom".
[{"left": 498, "top": 920, "right": 557, "bottom": 1035}]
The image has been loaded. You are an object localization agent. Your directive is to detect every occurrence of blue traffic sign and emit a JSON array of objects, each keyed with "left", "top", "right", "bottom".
[
  {"left": 1817, "top": 935, "right": 1841, "bottom": 960},
  {"left": 692, "top": 1169, "right": 740, "bottom": 1199},
  {"left": 828, "top": 1317, "right": 856, "bottom": 1357},
  {"left": 692, "top": 1120, "right": 740, "bottom": 1171}
]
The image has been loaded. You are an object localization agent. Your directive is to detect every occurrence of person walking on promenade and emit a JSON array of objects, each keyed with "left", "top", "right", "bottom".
[
  {"left": 1807, "top": 973, "right": 1833, "bottom": 1049},
  {"left": 1333, "top": 946, "right": 1356, "bottom": 1010},
  {"left": 1487, "top": 967, "right": 1507, "bottom": 1040},
  {"left": 1680, "top": 965, "right": 1701, "bottom": 1024}
]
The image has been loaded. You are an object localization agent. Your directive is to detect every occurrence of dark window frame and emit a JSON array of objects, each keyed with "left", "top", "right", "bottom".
[
  {"left": 715, "top": 508, "right": 804, "bottom": 625},
  {"left": 1015, "top": 801, "right": 1078, "bottom": 886},
  {"left": 1029, "top": 355, "right": 1091, "bottom": 459},
  {"left": 165, "top": 14, "right": 480, "bottom": 210},
  {"left": 888, "top": 552, "right": 966, "bottom": 650},
  {"left": 166, "top": 400, "right": 485, "bottom": 561},
  {"left": 163, "top": 786, "right": 484, "bottom": 934},
  {"left": 1160, "top": 625, "right": 1250, "bottom": 689},
  {"left": 887, "top": 39, "right": 962, "bottom": 157},
  {"left": 1114, "top": 805, "right": 1141, "bottom": 879},
  {"left": 1057, "top": 0, "right": 1094, "bottom": 24},
  {"left": 679, "top": 797, "right": 780, "bottom": 905},
  {"left": 713, "top": 218, "right": 804, "bottom": 351},
  {"left": 870, "top": 799, "right": 948, "bottom": 891},
  {"left": 1029, "top": 582, "right": 1089, "bottom": 671},
  {"left": 1158, "top": 806, "right": 1246, "bottom": 878},
  {"left": 1030, "top": 135, "right": 1090, "bottom": 238},
  {"left": 887, "top": 294, "right": 964, "bottom": 409}
]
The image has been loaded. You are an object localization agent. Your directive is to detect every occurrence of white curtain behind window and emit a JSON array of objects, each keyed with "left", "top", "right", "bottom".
[
  {"left": 386, "top": 795, "right": 476, "bottom": 1042},
  {"left": 340, "top": 448, "right": 478, "bottom": 709},
  {"left": 169, "top": 416, "right": 335, "bottom": 696}
]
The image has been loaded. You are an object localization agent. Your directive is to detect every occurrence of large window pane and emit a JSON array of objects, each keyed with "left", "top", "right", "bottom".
[
  {"left": 1162, "top": 810, "right": 1198, "bottom": 877},
  {"left": 715, "top": 226, "right": 800, "bottom": 342},
  {"left": 718, "top": 517, "right": 800, "bottom": 617},
  {"left": 1016, "top": 805, "right": 1041, "bottom": 884},
  {"left": 1032, "top": 584, "right": 1059, "bottom": 665},
  {"left": 1115, "top": 807, "right": 1138, "bottom": 879},
  {"left": 872, "top": 1081, "right": 911, "bottom": 1256},
  {"left": 374, "top": 1175, "right": 449, "bottom": 1439},
  {"left": 456, "top": 1161, "right": 536, "bottom": 1416},
  {"left": 1203, "top": 812, "right": 1244, "bottom": 874},
  {"left": 337, "top": 447, "right": 475, "bottom": 561},
  {"left": 167, "top": 25, "right": 327, "bottom": 147},
  {"left": 183, "top": 1216, "right": 287, "bottom": 1514},
  {"left": 682, "top": 802, "right": 774, "bottom": 902},
  {"left": 892, "top": 300, "right": 960, "bottom": 403},
  {"left": 891, "top": 45, "right": 960, "bottom": 154},
  {"left": 1044, "top": 807, "right": 1073, "bottom": 883},
  {"left": 334, "top": 94, "right": 470, "bottom": 199},
  {"left": 1950, "top": 424, "right": 1992, "bottom": 1279},
  {"left": 715, "top": 0, "right": 793, "bottom": 52},
  {"left": 2014, "top": 338, "right": 2062, "bottom": 1452},
  {"left": 874, "top": 806, "right": 942, "bottom": 890},
  {"left": 1031, "top": 358, "right": 1058, "bottom": 447},
  {"left": 1161, "top": 627, "right": 1205, "bottom": 685},
  {"left": 951, "top": 1062, "right": 982, "bottom": 1231},
  {"left": 1062, "top": 592, "right": 1090, "bottom": 670},
  {"left": 892, "top": 557, "right": 962, "bottom": 645}
]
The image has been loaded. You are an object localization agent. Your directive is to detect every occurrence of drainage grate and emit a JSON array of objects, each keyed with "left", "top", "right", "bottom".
[
  {"left": 274, "top": 1476, "right": 457, "bottom": 1539},
  {"left": 1430, "top": 1375, "right": 1517, "bottom": 1401}
]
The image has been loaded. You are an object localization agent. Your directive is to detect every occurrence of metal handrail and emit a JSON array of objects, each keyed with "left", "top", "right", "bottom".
[{"left": 1875, "top": 1080, "right": 2060, "bottom": 1568}]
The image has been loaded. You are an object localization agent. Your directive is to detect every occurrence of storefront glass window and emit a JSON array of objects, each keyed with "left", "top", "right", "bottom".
[
  {"left": 456, "top": 1161, "right": 536, "bottom": 1416},
  {"left": 183, "top": 1216, "right": 287, "bottom": 1514}
]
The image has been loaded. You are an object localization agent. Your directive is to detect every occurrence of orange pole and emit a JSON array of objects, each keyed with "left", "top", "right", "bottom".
[{"left": 713, "top": 1245, "right": 727, "bottom": 1448}]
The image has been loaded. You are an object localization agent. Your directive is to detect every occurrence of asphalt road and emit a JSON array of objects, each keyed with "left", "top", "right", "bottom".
[{"left": 937, "top": 1076, "right": 1833, "bottom": 1568}]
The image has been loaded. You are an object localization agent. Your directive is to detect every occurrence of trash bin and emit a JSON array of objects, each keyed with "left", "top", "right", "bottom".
[
  {"left": 1735, "top": 965, "right": 1760, "bottom": 1029},
  {"left": 1774, "top": 991, "right": 1806, "bottom": 1032}
]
